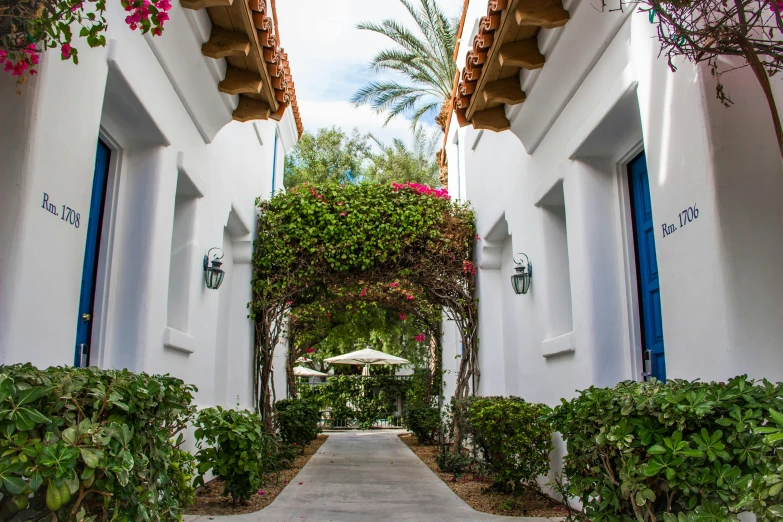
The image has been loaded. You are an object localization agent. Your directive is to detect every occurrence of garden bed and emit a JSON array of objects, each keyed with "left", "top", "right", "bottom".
[
  {"left": 399, "top": 433, "right": 569, "bottom": 518},
  {"left": 186, "top": 435, "right": 328, "bottom": 516}
]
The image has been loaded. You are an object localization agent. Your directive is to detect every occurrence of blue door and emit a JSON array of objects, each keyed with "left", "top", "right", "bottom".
[
  {"left": 628, "top": 152, "right": 666, "bottom": 381},
  {"left": 75, "top": 140, "right": 111, "bottom": 367}
]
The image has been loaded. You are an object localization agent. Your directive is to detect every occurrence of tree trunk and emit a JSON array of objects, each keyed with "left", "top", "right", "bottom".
[{"left": 737, "top": 35, "right": 783, "bottom": 160}]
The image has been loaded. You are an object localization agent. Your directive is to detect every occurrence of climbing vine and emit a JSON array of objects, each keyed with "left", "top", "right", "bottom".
[{"left": 251, "top": 181, "right": 477, "bottom": 439}]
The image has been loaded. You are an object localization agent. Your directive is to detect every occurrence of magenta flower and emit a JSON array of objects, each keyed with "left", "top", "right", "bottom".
[
  {"left": 415, "top": 333, "right": 425, "bottom": 343},
  {"left": 61, "top": 43, "right": 72, "bottom": 60},
  {"left": 399, "top": 312, "right": 406, "bottom": 321},
  {"left": 306, "top": 347, "right": 315, "bottom": 354},
  {"left": 359, "top": 288, "right": 367, "bottom": 297},
  {"left": 390, "top": 282, "right": 399, "bottom": 288},
  {"left": 406, "top": 294, "right": 415, "bottom": 301}
]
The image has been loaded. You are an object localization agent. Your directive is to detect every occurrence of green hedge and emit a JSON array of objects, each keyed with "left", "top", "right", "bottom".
[
  {"left": 465, "top": 396, "right": 553, "bottom": 491},
  {"left": 193, "top": 406, "right": 277, "bottom": 507},
  {"left": 551, "top": 376, "right": 783, "bottom": 521},
  {"left": 275, "top": 398, "right": 320, "bottom": 447},
  {"left": 0, "top": 363, "right": 197, "bottom": 521},
  {"left": 310, "top": 375, "right": 411, "bottom": 429}
]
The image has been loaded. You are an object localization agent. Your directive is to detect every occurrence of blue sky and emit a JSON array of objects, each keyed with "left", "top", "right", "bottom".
[{"left": 275, "top": 0, "right": 464, "bottom": 147}]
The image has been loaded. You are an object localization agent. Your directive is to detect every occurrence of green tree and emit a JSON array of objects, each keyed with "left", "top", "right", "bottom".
[
  {"left": 283, "top": 127, "right": 370, "bottom": 190},
  {"left": 364, "top": 127, "right": 441, "bottom": 186},
  {"left": 352, "top": 0, "right": 458, "bottom": 131}
]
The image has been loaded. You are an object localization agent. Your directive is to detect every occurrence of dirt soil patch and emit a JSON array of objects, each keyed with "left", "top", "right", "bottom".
[
  {"left": 186, "top": 434, "right": 328, "bottom": 516},
  {"left": 399, "top": 433, "right": 570, "bottom": 518}
]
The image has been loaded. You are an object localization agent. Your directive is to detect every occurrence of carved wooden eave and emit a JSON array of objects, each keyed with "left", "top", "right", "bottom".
[
  {"left": 181, "top": 0, "right": 303, "bottom": 134},
  {"left": 453, "top": 0, "right": 570, "bottom": 132}
]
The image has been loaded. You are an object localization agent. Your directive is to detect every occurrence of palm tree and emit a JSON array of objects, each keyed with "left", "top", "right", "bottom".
[{"left": 352, "top": 0, "right": 458, "bottom": 132}]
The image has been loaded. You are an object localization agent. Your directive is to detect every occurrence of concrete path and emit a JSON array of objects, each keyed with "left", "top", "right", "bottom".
[{"left": 184, "top": 430, "right": 561, "bottom": 522}]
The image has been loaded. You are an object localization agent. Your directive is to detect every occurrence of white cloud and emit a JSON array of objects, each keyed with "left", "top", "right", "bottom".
[
  {"left": 297, "top": 99, "right": 439, "bottom": 148},
  {"left": 276, "top": 0, "right": 463, "bottom": 145}
]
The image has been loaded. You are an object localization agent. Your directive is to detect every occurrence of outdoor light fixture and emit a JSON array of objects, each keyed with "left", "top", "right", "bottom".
[
  {"left": 203, "top": 248, "right": 225, "bottom": 290},
  {"left": 511, "top": 253, "right": 532, "bottom": 295}
]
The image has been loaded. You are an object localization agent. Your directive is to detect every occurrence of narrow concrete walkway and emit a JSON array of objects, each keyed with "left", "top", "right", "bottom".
[{"left": 185, "top": 430, "right": 561, "bottom": 522}]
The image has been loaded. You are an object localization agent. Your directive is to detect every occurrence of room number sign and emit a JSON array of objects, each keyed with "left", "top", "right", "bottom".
[
  {"left": 661, "top": 203, "right": 699, "bottom": 238},
  {"left": 41, "top": 192, "right": 81, "bottom": 229}
]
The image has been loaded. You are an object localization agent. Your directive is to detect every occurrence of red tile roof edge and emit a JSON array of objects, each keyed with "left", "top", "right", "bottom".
[{"left": 251, "top": 0, "right": 303, "bottom": 137}]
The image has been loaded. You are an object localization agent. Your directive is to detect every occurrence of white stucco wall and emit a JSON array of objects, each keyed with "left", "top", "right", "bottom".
[
  {"left": 0, "top": 0, "right": 296, "bottom": 411},
  {"left": 444, "top": 1, "right": 783, "bottom": 411}
]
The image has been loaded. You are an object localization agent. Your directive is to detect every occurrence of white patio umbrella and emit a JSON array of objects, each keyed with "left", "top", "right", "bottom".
[
  {"left": 324, "top": 348, "right": 410, "bottom": 376},
  {"left": 293, "top": 366, "right": 328, "bottom": 377}
]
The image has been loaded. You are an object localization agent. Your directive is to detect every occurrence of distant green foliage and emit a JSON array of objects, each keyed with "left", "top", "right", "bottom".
[
  {"left": 0, "top": 363, "right": 197, "bottom": 521},
  {"left": 435, "top": 451, "right": 473, "bottom": 475},
  {"left": 551, "top": 376, "right": 783, "bottom": 521},
  {"left": 364, "top": 129, "right": 440, "bottom": 187},
  {"left": 312, "top": 376, "right": 412, "bottom": 430},
  {"left": 465, "top": 397, "right": 553, "bottom": 491},
  {"left": 193, "top": 407, "right": 277, "bottom": 507},
  {"left": 283, "top": 127, "right": 370, "bottom": 190},
  {"left": 275, "top": 398, "right": 321, "bottom": 448}
]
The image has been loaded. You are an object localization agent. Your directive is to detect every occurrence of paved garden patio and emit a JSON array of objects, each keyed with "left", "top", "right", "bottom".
[{"left": 184, "top": 430, "right": 563, "bottom": 522}]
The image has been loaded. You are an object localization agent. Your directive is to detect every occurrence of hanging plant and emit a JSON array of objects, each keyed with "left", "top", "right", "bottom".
[{"left": 0, "top": 0, "right": 171, "bottom": 87}]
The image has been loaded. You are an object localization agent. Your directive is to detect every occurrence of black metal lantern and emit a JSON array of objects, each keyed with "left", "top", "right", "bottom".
[
  {"left": 203, "top": 248, "right": 225, "bottom": 290},
  {"left": 511, "top": 253, "right": 532, "bottom": 295}
]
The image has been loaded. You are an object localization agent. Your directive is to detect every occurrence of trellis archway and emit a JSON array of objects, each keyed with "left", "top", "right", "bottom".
[{"left": 250, "top": 182, "right": 478, "bottom": 447}]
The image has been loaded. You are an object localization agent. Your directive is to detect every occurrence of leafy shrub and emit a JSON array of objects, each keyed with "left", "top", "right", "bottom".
[
  {"left": 435, "top": 450, "right": 473, "bottom": 475},
  {"left": 404, "top": 406, "right": 441, "bottom": 444},
  {"left": 0, "top": 363, "right": 197, "bottom": 521},
  {"left": 194, "top": 407, "right": 277, "bottom": 507},
  {"left": 551, "top": 376, "right": 783, "bottom": 521},
  {"left": 465, "top": 396, "right": 553, "bottom": 492},
  {"left": 275, "top": 398, "right": 321, "bottom": 448}
]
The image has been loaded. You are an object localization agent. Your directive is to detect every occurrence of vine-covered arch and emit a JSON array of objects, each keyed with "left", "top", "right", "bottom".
[{"left": 250, "top": 182, "right": 478, "bottom": 441}]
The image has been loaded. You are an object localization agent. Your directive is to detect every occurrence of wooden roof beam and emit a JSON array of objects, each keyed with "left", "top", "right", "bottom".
[
  {"left": 219, "top": 67, "right": 263, "bottom": 95},
  {"left": 472, "top": 106, "right": 510, "bottom": 132},
  {"left": 483, "top": 77, "right": 526, "bottom": 105},
  {"left": 233, "top": 96, "right": 271, "bottom": 122},
  {"left": 515, "top": 0, "right": 569, "bottom": 29},
  {"left": 181, "top": 0, "right": 231, "bottom": 10},
  {"left": 202, "top": 28, "right": 250, "bottom": 59},
  {"left": 499, "top": 38, "right": 545, "bottom": 69}
]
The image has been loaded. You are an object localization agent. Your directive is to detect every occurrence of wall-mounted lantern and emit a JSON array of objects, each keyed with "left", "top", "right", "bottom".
[
  {"left": 203, "top": 248, "right": 225, "bottom": 290},
  {"left": 511, "top": 253, "right": 532, "bottom": 295}
]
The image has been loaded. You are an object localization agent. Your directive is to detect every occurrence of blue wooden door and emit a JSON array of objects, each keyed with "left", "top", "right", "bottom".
[
  {"left": 628, "top": 152, "right": 666, "bottom": 381},
  {"left": 75, "top": 140, "right": 111, "bottom": 367}
]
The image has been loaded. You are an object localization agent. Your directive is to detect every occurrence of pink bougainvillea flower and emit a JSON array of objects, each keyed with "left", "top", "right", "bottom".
[
  {"left": 390, "top": 282, "right": 399, "bottom": 288},
  {"left": 11, "top": 60, "right": 28, "bottom": 76},
  {"left": 4, "top": 60, "right": 13, "bottom": 73},
  {"left": 70, "top": 2, "right": 83, "bottom": 11},
  {"left": 359, "top": 287, "right": 367, "bottom": 297},
  {"left": 415, "top": 333, "right": 425, "bottom": 343},
  {"left": 475, "top": 234, "right": 480, "bottom": 240},
  {"left": 29, "top": 69, "right": 37, "bottom": 75},
  {"left": 156, "top": 12, "right": 169, "bottom": 23},
  {"left": 30, "top": 53, "right": 39, "bottom": 65},
  {"left": 61, "top": 43, "right": 72, "bottom": 60},
  {"left": 286, "top": 300, "right": 293, "bottom": 305},
  {"left": 0, "top": 51, "right": 6, "bottom": 62},
  {"left": 406, "top": 294, "right": 415, "bottom": 301},
  {"left": 398, "top": 312, "right": 406, "bottom": 321},
  {"left": 306, "top": 347, "right": 315, "bottom": 354},
  {"left": 463, "top": 260, "right": 477, "bottom": 276},
  {"left": 298, "top": 482, "right": 303, "bottom": 485},
  {"left": 340, "top": 211, "right": 347, "bottom": 217},
  {"left": 257, "top": 490, "right": 265, "bottom": 495}
]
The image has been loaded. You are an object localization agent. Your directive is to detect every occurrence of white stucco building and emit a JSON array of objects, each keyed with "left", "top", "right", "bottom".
[
  {"left": 0, "top": 0, "right": 300, "bottom": 410},
  {"left": 441, "top": 0, "right": 783, "bottom": 412}
]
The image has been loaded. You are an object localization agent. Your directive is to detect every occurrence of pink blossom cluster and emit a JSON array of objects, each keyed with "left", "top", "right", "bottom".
[
  {"left": 359, "top": 287, "right": 367, "bottom": 297},
  {"left": 405, "top": 294, "right": 415, "bottom": 301},
  {"left": 306, "top": 347, "right": 315, "bottom": 354},
  {"left": 391, "top": 182, "right": 450, "bottom": 200},
  {"left": 1, "top": 45, "right": 40, "bottom": 77},
  {"left": 463, "top": 260, "right": 477, "bottom": 276},
  {"left": 415, "top": 333, "right": 425, "bottom": 343},
  {"left": 398, "top": 312, "right": 406, "bottom": 321},
  {"left": 124, "top": 0, "right": 172, "bottom": 35}
]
